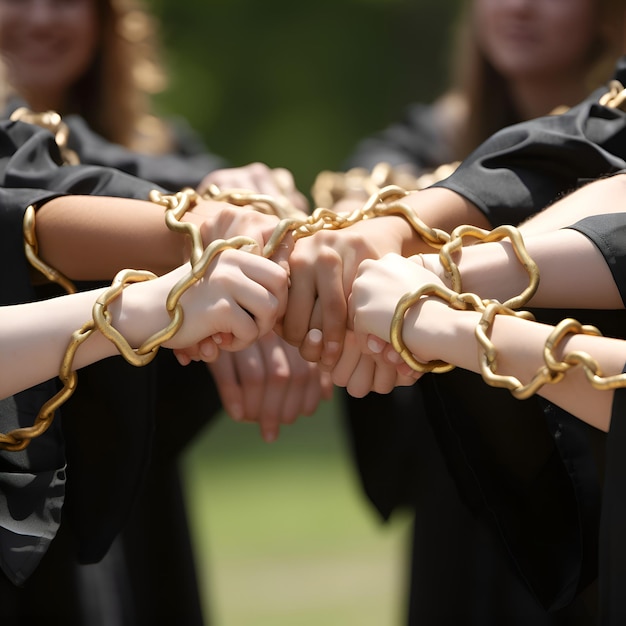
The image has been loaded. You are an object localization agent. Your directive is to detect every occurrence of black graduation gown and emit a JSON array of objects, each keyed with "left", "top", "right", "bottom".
[
  {"left": 564, "top": 213, "right": 626, "bottom": 626},
  {"left": 345, "top": 57, "right": 626, "bottom": 624},
  {"left": 0, "top": 118, "right": 221, "bottom": 625},
  {"left": 424, "top": 59, "right": 626, "bottom": 622}
]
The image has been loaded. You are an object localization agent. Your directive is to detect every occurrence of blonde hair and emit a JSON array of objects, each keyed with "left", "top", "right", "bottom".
[
  {"left": 71, "top": 0, "right": 172, "bottom": 152},
  {"left": 0, "top": 0, "right": 172, "bottom": 152},
  {"left": 448, "top": 0, "right": 625, "bottom": 160}
]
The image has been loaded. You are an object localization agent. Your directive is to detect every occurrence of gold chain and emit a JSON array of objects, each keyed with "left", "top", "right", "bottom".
[
  {"left": 1, "top": 191, "right": 258, "bottom": 451},
  {"left": 13, "top": 108, "right": 82, "bottom": 291},
  {"left": 599, "top": 79, "right": 626, "bottom": 111},
  {"left": 391, "top": 258, "right": 626, "bottom": 400},
  {"left": 311, "top": 160, "right": 459, "bottom": 209},
  {"left": 3, "top": 183, "right": 458, "bottom": 450},
  {"left": 7, "top": 170, "right": 623, "bottom": 448},
  {"left": 10, "top": 108, "right": 80, "bottom": 165},
  {"left": 439, "top": 223, "right": 539, "bottom": 309},
  {"left": 23, "top": 204, "right": 77, "bottom": 294}
]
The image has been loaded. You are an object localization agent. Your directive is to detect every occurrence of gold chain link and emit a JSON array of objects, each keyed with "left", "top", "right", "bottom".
[
  {"left": 311, "top": 160, "right": 460, "bottom": 209},
  {"left": 23, "top": 204, "right": 77, "bottom": 294},
  {"left": 1, "top": 190, "right": 259, "bottom": 451},
  {"left": 10, "top": 108, "right": 80, "bottom": 165},
  {"left": 439, "top": 223, "right": 539, "bottom": 309},
  {"left": 599, "top": 79, "right": 626, "bottom": 111}
]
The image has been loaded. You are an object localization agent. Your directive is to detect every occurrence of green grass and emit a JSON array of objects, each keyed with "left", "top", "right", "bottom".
[{"left": 182, "top": 396, "right": 411, "bottom": 625}]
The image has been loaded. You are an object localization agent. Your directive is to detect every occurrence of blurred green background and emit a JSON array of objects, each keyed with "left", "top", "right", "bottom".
[
  {"left": 151, "top": 0, "right": 461, "bottom": 193},
  {"left": 147, "top": 0, "right": 461, "bottom": 623}
]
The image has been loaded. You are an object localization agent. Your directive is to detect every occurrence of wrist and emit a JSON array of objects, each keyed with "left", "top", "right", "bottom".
[
  {"left": 107, "top": 276, "right": 171, "bottom": 349},
  {"left": 402, "top": 297, "right": 480, "bottom": 369}
]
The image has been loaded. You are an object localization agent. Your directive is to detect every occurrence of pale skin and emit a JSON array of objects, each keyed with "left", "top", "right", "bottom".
[
  {"left": 0, "top": 0, "right": 319, "bottom": 440},
  {"left": 282, "top": 168, "right": 626, "bottom": 369},
  {"left": 349, "top": 251, "right": 626, "bottom": 432},
  {"left": 286, "top": 0, "right": 624, "bottom": 370},
  {"left": 1, "top": 247, "right": 288, "bottom": 401},
  {"left": 340, "top": 175, "right": 626, "bottom": 430},
  {"left": 282, "top": 186, "right": 489, "bottom": 367},
  {"left": 33, "top": 193, "right": 330, "bottom": 441}
]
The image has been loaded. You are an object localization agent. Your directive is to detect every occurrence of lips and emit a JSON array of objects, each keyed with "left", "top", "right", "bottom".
[
  {"left": 4, "top": 35, "right": 68, "bottom": 64},
  {"left": 497, "top": 25, "right": 541, "bottom": 47}
]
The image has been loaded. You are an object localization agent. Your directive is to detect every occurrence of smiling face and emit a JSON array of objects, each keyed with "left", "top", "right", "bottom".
[
  {"left": 473, "top": 0, "right": 599, "bottom": 82},
  {"left": 0, "top": 0, "right": 100, "bottom": 110}
]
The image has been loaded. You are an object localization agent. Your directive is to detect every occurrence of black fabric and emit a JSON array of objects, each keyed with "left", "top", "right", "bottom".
[
  {"left": 599, "top": 371, "right": 626, "bottom": 625},
  {"left": 344, "top": 56, "right": 626, "bottom": 625},
  {"left": 0, "top": 117, "right": 222, "bottom": 624},
  {"left": 567, "top": 213, "right": 626, "bottom": 307},
  {"left": 434, "top": 58, "right": 626, "bottom": 227},
  {"left": 64, "top": 114, "right": 227, "bottom": 191}
]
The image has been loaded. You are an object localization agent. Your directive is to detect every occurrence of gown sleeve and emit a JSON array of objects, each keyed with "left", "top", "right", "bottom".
[
  {"left": 412, "top": 57, "right": 626, "bottom": 613},
  {"left": 561, "top": 213, "right": 626, "bottom": 623},
  {"left": 0, "top": 118, "right": 186, "bottom": 585},
  {"left": 565, "top": 212, "right": 626, "bottom": 306},
  {"left": 65, "top": 115, "right": 227, "bottom": 191},
  {"left": 434, "top": 57, "right": 626, "bottom": 227}
]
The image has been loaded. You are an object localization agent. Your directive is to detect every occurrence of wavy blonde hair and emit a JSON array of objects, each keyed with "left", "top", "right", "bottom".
[
  {"left": 0, "top": 0, "right": 172, "bottom": 153},
  {"left": 448, "top": 0, "right": 625, "bottom": 160},
  {"left": 70, "top": 0, "right": 171, "bottom": 152}
]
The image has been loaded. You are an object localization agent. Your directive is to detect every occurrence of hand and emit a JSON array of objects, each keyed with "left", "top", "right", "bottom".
[
  {"left": 185, "top": 199, "right": 293, "bottom": 268},
  {"left": 196, "top": 162, "right": 309, "bottom": 214},
  {"left": 350, "top": 253, "right": 443, "bottom": 345},
  {"left": 329, "top": 329, "right": 416, "bottom": 397},
  {"left": 282, "top": 216, "right": 410, "bottom": 368},
  {"left": 207, "top": 331, "right": 334, "bottom": 442},
  {"left": 165, "top": 248, "right": 288, "bottom": 355}
]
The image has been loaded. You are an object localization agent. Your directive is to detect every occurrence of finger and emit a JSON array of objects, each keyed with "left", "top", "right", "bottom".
[
  {"left": 267, "top": 232, "right": 295, "bottom": 277},
  {"left": 173, "top": 349, "right": 191, "bottom": 366},
  {"left": 345, "top": 354, "right": 375, "bottom": 399},
  {"left": 283, "top": 250, "right": 317, "bottom": 348},
  {"left": 330, "top": 332, "right": 361, "bottom": 389},
  {"left": 299, "top": 328, "right": 324, "bottom": 364},
  {"left": 257, "top": 335, "right": 290, "bottom": 441},
  {"left": 279, "top": 347, "right": 319, "bottom": 422},
  {"left": 199, "top": 337, "right": 220, "bottom": 362},
  {"left": 316, "top": 249, "right": 348, "bottom": 368},
  {"left": 237, "top": 343, "right": 266, "bottom": 423},
  {"left": 319, "top": 370, "right": 334, "bottom": 401},
  {"left": 208, "top": 352, "right": 245, "bottom": 421},
  {"left": 371, "top": 358, "right": 399, "bottom": 394},
  {"left": 300, "top": 364, "right": 326, "bottom": 416}
]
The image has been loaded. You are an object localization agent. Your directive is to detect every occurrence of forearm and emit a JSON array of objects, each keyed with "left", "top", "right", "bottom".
[
  {"left": 35, "top": 195, "right": 200, "bottom": 280},
  {"left": 1, "top": 289, "right": 119, "bottom": 398},
  {"left": 437, "top": 228, "right": 622, "bottom": 309},
  {"left": 518, "top": 174, "right": 626, "bottom": 236},
  {"left": 401, "top": 187, "right": 491, "bottom": 255},
  {"left": 0, "top": 274, "right": 176, "bottom": 399},
  {"left": 333, "top": 187, "right": 490, "bottom": 257},
  {"left": 408, "top": 300, "right": 624, "bottom": 431}
]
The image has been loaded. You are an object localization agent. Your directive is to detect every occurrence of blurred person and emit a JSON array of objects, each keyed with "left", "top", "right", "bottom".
[
  {"left": 346, "top": 0, "right": 623, "bottom": 173},
  {"left": 0, "top": 114, "right": 316, "bottom": 625},
  {"left": 283, "top": 3, "right": 626, "bottom": 624},
  {"left": 346, "top": 176, "right": 626, "bottom": 624},
  {"left": 325, "top": 1, "right": 626, "bottom": 624},
  {"left": 0, "top": 0, "right": 314, "bottom": 442}
]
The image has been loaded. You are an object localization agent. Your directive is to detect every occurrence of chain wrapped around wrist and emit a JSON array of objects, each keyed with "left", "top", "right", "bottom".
[{"left": 1, "top": 191, "right": 257, "bottom": 451}]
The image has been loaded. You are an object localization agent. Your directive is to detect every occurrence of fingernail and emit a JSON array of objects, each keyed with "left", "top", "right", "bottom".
[
  {"left": 325, "top": 341, "right": 340, "bottom": 355},
  {"left": 367, "top": 337, "right": 383, "bottom": 353},
  {"left": 213, "top": 334, "right": 222, "bottom": 345},
  {"left": 308, "top": 329, "right": 323, "bottom": 345},
  {"left": 388, "top": 351, "right": 403, "bottom": 364},
  {"left": 263, "top": 429, "right": 277, "bottom": 443},
  {"left": 229, "top": 404, "right": 244, "bottom": 421}
]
